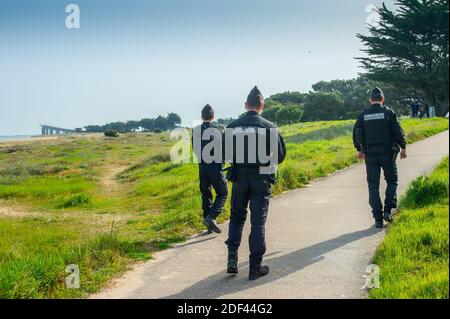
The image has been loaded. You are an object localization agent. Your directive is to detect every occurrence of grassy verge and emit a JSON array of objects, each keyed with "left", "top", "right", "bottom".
[
  {"left": 0, "top": 118, "right": 448, "bottom": 298},
  {"left": 370, "top": 157, "right": 449, "bottom": 299}
]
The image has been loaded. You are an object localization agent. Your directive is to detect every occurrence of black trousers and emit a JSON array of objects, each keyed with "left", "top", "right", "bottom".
[
  {"left": 365, "top": 151, "right": 399, "bottom": 219},
  {"left": 225, "top": 175, "right": 271, "bottom": 269},
  {"left": 199, "top": 165, "right": 228, "bottom": 220}
]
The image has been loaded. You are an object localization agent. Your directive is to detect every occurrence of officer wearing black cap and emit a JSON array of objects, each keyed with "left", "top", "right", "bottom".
[
  {"left": 193, "top": 104, "right": 228, "bottom": 234},
  {"left": 225, "top": 86, "right": 286, "bottom": 280},
  {"left": 353, "top": 87, "right": 408, "bottom": 228}
]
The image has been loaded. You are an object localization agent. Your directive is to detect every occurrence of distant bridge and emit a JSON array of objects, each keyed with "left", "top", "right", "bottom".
[{"left": 40, "top": 124, "right": 78, "bottom": 136}]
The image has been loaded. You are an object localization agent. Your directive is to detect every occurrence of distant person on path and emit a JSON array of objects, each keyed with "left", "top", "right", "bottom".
[
  {"left": 419, "top": 103, "right": 430, "bottom": 119},
  {"left": 410, "top": 99, "right": 421, "bottom": 118},
  {"left": 225, "top": 86, "right": 286, "bottom": 280},
  {"left": 192, "top": 105, "right": 228, "bottom": 234},
  {"left": 353, "top": 87, "right": 408, "bottom": 229}
]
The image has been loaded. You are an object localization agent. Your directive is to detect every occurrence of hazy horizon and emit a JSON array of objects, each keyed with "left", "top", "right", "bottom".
[{"left": 0, "top": 0, "right": 395, "bottom": 136}]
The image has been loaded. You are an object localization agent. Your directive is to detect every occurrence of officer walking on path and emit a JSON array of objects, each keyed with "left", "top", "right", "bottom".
[
  {"left": 225, "top": 86, "right": 286, "bottom": 280},
  {"left": 353, "top": 88, "right": 408, "bottom": 229},
  {"left": 193, "top": 105, "right": 228, "bottom": 234}
]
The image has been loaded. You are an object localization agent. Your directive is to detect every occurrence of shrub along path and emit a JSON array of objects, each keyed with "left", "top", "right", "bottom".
[{"left": 93, "top": 131, "right": 449, "bottom": 299}]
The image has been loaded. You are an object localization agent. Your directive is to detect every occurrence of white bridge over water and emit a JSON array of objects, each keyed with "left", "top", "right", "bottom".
[{"left": 40, "top": 124, "right": 78, "bottom": 136}]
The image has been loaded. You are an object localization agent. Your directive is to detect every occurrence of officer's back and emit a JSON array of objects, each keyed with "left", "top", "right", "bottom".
[
  {"left": 360, "top": 103, "right": 395, "bottom": 155},
  {"left": 225, "top": 86, "right": 286, "bottom": 281},
  {"left": 193, "top": 105, "right": 228, "bottom": 234},
  {"left": 353, "top": 87, "right": 407, "bottom": 228},
  {"left": 226, "top": 109, "right": 286, "bottom": 176},
  {"left": 194, "top": 120, "right": 223, "bottom": 169}
]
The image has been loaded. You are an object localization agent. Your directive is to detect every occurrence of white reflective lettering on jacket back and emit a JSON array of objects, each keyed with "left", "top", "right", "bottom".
[{"left": 364, "top": 113, "right": 385, "bottom": 121}]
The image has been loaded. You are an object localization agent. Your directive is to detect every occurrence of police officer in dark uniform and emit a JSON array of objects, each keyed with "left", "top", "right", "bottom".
[
  {"left": 353, "top": 88, "right": 408, "bottom": 228},
  {"left": 193, "top": 105, "right": 228, "bottom": 234},
  {"left": 225, "top": 87, "right": 286, "bottom": 280}
]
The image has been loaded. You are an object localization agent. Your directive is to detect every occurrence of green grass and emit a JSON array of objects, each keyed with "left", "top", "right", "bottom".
[
  {"left": 0, "top": 118, "right": 448, "bottom": 298},
  {"left": 370, "top": 157, "right": 449, "bottom": 299},
  {"left": 0, "top": 218, "right": 149, "bottom": 298}
]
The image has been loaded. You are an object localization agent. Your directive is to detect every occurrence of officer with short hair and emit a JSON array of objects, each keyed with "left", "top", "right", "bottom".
[
  {"left": 225, "top": 86, "right": 286, "bottom": 280},
  {"left": 193, "top": 104, "right": 228, "bottom": 234},
  {"left": 353, "top": 88, "right": 408, "bottom": 228}
]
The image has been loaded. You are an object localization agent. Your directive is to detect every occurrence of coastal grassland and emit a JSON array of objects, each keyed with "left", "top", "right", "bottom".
[
  {"left": 0, "top": 118, "right": 448, "bottom": 298},
  {"left": 370, "top": 157, "right": 449, "bottom": 299}
]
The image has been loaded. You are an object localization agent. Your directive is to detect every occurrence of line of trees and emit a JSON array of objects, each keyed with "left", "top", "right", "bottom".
[
  {"left": 261, "top": 0, "right": 449, "bottom": 125},
  {"left": 84, "top": 113, "right": 181, "bottom": 133},
  {"left": 261, "top": 77, "right": 410, "bottom": 124},
  {"left": 215, "top": 75, "right": 418, "bottom": 126}
]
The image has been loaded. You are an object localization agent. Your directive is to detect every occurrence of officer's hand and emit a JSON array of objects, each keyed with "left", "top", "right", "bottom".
[
  {"left": 400, "top": 149, "right": 408, "bottom": 160},
  {"left": 358, "top": 151, "right": 365, "bottom": 160}
]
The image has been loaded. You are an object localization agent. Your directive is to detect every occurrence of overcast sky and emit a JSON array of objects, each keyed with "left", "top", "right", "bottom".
[{"left": 0, "top": 0, "right": 395, "bottom": 135}]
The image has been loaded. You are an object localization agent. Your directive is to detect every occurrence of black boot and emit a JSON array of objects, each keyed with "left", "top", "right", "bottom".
[
  {"left": 227, "top": 251, "right": 238, "bottom": 274},
  {"left": 373, "top": 212, "right": 384, "bottom": 229},
  {"left": 375, "top": 218, "right": 384, "bottom": 229},
  {"left": 249, "top": 265, "right": 270, "bottom": 281},
  {"left": 203, "top": 216, "right": 221, "bottom": 234},
  {"left": 383, "top": 211, "right": 393, "bottom": 223}
]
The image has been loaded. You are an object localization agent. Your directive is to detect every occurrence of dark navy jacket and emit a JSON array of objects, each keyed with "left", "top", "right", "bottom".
[
  {"left": 192, "top": 122, "right": 224, "bottom": 169},
  {"left": 353, "top": 103, "right": 406, "bottom": 154},
  {"left": 226, "top": 111, "right": 286, "bottom": 175}
]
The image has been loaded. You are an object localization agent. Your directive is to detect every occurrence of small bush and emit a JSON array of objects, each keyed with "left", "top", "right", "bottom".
[
  {"left": 151, "top": 153, "right": 171, "bottom": 164},
  {"left": 57, "top": 194, "right": 92, "bottom": 208},
  {"left": 0, "top": 162, "right": 68, "bottom": 177},
  {"left": 28, "top": 163, "right": 68, "bottom": 176},
  {"left": 104, "top": 130, "right": 119, "bottom": 138},
  {"left": 0, "top": 163, "right": 28, "bottom": 177},
  {"left": 278, "top": 163, "right": 300, "bottom": 189},
  {"left": 125, "top": 152, "right": 171, "bottom": 172},
  {"left": 161, "top": 163, "right": 182, "bottom": 173},
  {"left": 401, "top": 175, "right": 449, "bottom": 208}
]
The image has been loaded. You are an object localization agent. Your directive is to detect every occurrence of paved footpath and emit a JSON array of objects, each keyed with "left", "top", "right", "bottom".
[{"left": 93, "top": 131, "right": 449, "bottom": 299}]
